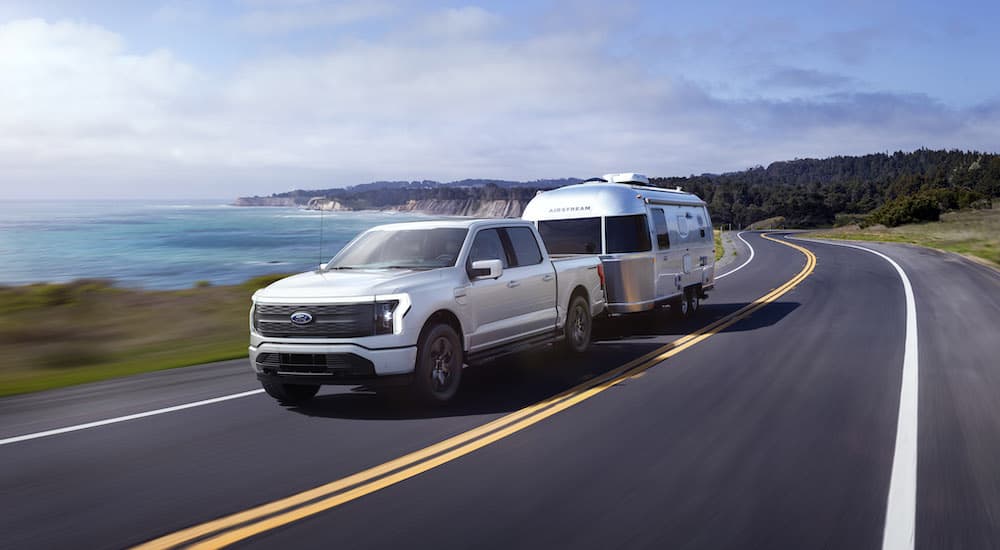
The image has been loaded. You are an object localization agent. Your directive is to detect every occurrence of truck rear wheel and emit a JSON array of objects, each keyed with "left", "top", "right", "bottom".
[
  {"left": 563, "top": 295, "right": 592, "bottom": 354},
  {"left": 261, "top": 380, "right": 319, "bottom": 405},
  {"left": 413, "top": 323, "right": 463, "bottom": 403}
]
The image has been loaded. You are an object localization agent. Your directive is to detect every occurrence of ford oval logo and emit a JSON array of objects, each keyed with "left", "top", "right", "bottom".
[{"left": 289, "top": 311, "right": 314, "bottom": 325}]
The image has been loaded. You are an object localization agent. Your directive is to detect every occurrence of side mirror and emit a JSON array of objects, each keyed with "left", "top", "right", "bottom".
[{"left": 470, "top": 259, "right": 503, "bottom": 280}]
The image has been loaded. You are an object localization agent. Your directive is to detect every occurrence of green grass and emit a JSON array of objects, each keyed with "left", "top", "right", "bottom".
[
  {"left": 809, "top": 205, "right": 1000, "bottom": 267},
  {"left": 0, "top": 274, "right": 291, "bottom": 397},
  {"left": 713, "top": 229, "right": 723, "bottom": 261},
  {"left": 748, "top": 216, "right": 786, "bottom": 230}
]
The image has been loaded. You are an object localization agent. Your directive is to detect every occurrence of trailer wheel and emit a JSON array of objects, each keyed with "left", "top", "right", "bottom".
[
  {"left": 686, "top": 287, "right": 700, "bottom": 317},
  {"left": 261, "top": 380, "right": 319, "bottom": 405},
  {"left": 673, "top": 291, "right": 690, "bottom": 319},
  {"left": 563, "top": 295, "right": 592, "bottom": 354},
  {"left": 412, "top": 323, "right": 463, "bottom": 403}
]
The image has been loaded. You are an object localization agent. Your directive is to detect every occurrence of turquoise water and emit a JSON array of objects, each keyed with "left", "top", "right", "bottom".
[{"left": 0, "top": 201, "right": 431, "bottom": 289}]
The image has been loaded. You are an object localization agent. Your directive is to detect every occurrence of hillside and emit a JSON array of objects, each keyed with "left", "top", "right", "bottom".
[
  {"left": 654, "top": 149, "right": 999, "bottom": 227},
  {"left": 234, "top": 150, "right": 1000, "bottom": 227}
]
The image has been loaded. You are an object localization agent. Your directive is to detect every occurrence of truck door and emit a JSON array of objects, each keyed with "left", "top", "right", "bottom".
[
  {"left": 501, "top": 226, "right": 558, "bottom": 336},
  {"left": 464, "top": 228, "right": 516, "bottom": 351}
]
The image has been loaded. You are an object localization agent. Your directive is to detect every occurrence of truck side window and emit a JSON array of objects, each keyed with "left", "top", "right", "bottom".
[
  {"left": 503, "top": 227, "right": 543, "bottom": 267},
  {"left": 651, "top": 208, "right": 670, "bottom": 249},
  {"left": 468, "top": 229, "right": 509, "bottom": 268}
]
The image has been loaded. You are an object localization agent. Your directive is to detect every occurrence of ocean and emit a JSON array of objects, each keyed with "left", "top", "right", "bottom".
[{"left": 0, "top": 200, "right": 433, "bottom": 289}]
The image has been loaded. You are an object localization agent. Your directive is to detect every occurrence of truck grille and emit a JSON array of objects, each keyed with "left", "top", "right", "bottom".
[
  {"left": 254, "top": 303, "right": 375, "bottom": 338},
  {"left": 256, "top": 352, "right": 375, "bottom": 377}
]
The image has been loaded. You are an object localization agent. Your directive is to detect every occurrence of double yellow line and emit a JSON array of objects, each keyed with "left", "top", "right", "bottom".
[{"left": 137, "top": 233, "right": 816, "bottom": 550}]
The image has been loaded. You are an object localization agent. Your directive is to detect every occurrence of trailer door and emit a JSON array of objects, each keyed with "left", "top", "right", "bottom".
[{"left": 650, "top": 207, "right": 676, "bottom": 300}]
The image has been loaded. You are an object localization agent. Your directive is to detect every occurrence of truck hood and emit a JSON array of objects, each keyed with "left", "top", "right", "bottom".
[{"left": 253, "top": 268, "right": 448, "bottom": 301}]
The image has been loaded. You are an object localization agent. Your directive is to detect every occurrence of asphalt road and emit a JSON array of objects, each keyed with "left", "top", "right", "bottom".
[{"left": 1, "top": 232, "right": 997, "bottom": 549}]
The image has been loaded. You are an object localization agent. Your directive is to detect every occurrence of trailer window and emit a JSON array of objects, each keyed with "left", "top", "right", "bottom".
[
  {"left": 537, "top": 218, "right": 601, "bottom": 255},
  {"left": 606, "top": 214, "right": 652, "bottom": 253},
  {"left": 651, "top": 208, "right": 670, "bottom": 249}
]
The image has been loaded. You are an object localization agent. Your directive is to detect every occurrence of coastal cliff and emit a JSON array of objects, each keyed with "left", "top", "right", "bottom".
[
  {"left": 392, "top": 199, "right": 528, "bottom": 217},
  {"left": 305, "top": 197, "right": 528, "bottom": 217},
  {"left": 233, "top": 178, "right": 571, "bottom": 218}
]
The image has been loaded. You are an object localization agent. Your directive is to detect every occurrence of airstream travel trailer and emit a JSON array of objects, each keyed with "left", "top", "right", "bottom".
[{"left": 522, "top": 173, "right": 715, "bottom": 316}]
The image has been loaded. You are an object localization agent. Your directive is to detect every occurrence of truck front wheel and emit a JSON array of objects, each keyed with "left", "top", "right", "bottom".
[
  {"left": 563, "top": 295, "right": 592, "bottom": 354},
  {"left": 261, "top": 380, "right": 319, "bottom": 405},
  {"left": 413, "top": 323, "right": 463, "bottom": 403}
]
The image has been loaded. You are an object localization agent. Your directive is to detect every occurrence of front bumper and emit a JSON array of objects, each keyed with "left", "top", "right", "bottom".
[{"left": 249, "top": 341, "right": 418, "bottom": 385}]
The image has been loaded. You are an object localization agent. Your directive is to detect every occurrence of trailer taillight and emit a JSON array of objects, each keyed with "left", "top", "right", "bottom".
[{"left": 597, "top": 263, "right": 605, "bottom": 290}]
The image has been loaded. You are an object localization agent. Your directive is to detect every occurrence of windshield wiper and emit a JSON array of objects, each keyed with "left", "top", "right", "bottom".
[{"left": 325, "top": 266, "right": 358, "bottom": 270}]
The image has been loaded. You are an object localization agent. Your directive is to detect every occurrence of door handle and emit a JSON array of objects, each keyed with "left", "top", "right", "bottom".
[
  {"left": 507, "top": 280, "right": 520, "bottom": 288},
  {"left": 542, "top": 274, "right": 554, "bottom": 281}
]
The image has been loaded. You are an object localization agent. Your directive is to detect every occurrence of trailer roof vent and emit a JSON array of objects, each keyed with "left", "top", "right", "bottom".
[{"left": 603, "top": 172, "right": 650, "bottom": 185}]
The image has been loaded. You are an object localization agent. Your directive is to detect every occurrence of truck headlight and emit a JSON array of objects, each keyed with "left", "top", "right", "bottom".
[{"left": 374, "top": 300, "right": 399, "bottom": 335}]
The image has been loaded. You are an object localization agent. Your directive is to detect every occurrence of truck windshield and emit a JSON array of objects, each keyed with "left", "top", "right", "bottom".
[{"left": 328, "top": 228, "right": 468, "bottom": 270}]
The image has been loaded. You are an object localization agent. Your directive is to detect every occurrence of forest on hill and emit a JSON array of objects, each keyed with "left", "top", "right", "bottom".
[
  {"left": 240, "top": 150, "right": 999, "bottom": 228},
  {"left": 654, "top": 149, "right": 998, "bottom": 227}
]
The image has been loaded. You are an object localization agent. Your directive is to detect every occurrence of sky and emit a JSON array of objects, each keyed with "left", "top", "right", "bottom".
[{"left": 1, "top": 0, "right": 998, "bottom": 199}]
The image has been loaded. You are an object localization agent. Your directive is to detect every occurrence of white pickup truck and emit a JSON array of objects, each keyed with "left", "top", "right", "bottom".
[{"left": 249, "top": 219, "right": 606, "bottom": 404}]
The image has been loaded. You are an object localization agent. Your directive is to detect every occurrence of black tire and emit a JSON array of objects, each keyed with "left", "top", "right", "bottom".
[
  {"left": 563, "top": 295, "right": 592, "bottom": 354},
  {"left": 412, "top": 323, "right": 463, "bottom": 404},
  {"left": 261, "top": 379, "right": 319, "bottom": 404},
  {"left": 673, "top": 290, "right": 690, "bottom": 319},
  {"left": 685, "top": 287, "right": 700, "bottom": 318}
]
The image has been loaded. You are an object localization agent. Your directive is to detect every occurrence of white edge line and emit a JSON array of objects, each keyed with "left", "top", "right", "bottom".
[
  {"left": 794, "top": 237, "right": 918, "bottom": 550},
  {"left": 0, "top": 389, "right": 266, "bottom": 447},
  {"left": 715, "top": 231, "right": 755, "bottom": 280}
]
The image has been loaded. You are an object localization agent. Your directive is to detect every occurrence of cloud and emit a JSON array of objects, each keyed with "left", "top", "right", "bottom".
[
  {"left": 413, "top": 6, "right": 500, "bottom": 38},
  {"left": 0, "top": 14, "right": 997, "bottom": 199},
  {"left": 0, "top": 18, "right": 202, "bottom": 144},
  {"left": 758, "top": 67, "right": 855, "bottom": 91},
  {"left": 234, "top": 0, "right": 394, "bottom": 34},
  {"left": 813, "top": 26, "right": 884, "bottom": 65}
]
